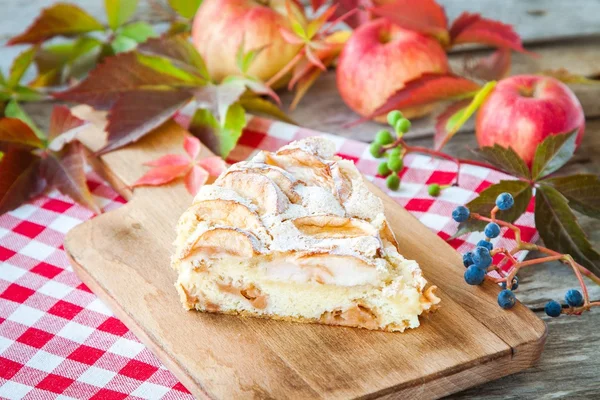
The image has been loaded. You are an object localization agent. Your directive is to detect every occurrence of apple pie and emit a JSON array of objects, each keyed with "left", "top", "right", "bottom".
[{"left": 172, "top": 137, "right": 439, "bottom": 332}]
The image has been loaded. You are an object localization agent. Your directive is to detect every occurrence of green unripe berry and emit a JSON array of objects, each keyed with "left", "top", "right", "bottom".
[
  {"left": 375, "top": 129, "right": 394, "bottom": 145},
  {"left": 387, "top": 110, "right": 403, "bottom": 127},
  {"left": 428, "top": 184, "right": 441, "bottom": 197},
  {"left": 386, "top": 174, "right": 400, "bottom": 190},
  {"left": 377, "top": 162, "right": 391, "bottom": 176},
  {"left": 369, "top": 142, "right": 383, "bottom": 158},
  {"left": 388, "top": 147, "right": 401, "bottom": 158},
  {"left": 395, "top": 118, "right": 411, "bottom": 134},
  {"left": 387, "top": 156, "right": 404, "bottom": 172}
]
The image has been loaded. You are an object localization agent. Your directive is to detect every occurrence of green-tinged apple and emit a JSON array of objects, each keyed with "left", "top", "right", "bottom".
[
  {"left": 336, "top": 18, "right": 449, "bottom": 121},
  {"left": 192, "top": 0, "right": 303, "bottom": 83},
  {"left": 476, "top": 75, "right": 585, "bottom": 165}
]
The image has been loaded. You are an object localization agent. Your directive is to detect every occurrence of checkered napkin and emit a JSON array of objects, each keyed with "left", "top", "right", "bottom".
[{"left": 0, "top": 117, "right": 537, "bottom": 399}]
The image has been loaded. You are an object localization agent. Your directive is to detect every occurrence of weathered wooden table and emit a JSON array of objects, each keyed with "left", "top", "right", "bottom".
[{"left": 1, "top": 1, "right": 599, "bottom": 398}]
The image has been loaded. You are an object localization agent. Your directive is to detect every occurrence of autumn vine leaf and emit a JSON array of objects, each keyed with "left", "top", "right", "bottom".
[
  {"left": 453, "top": 131, "right": 600, "bottom": 276},
  {"left": 434, "top": 81, "right": 496, "bottom": 150},
  {"left": 463, "top": 48, "right": 512, "bottom": 82},
  {"left": 133, "top": 136, "right": 226, "bottom": 195},
  {"left": 0, "top": 48, "right": 46, "bottom": 105},
  {"left": 266, "top": 3, "right": 355, "bottom": 108},
  {"left": 7, "top": 1, "right": 157, "bottom": 89},
  {"left": 352, "top": 73, "right": 481, "bottom": 125},
  {"left": 0, "top": 103, "right": 99, "bottom": 214}
]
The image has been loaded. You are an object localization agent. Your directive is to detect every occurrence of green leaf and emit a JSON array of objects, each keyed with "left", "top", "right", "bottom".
[
  {"left": 119, "top": 21, "right": 157, "bottom": 43},
  {"left": 454, "top": 180, "right": 532, "bottom": 236},
  {"left": 0, "top": 69, "right": 6, "bottom": 86},
  {"left": 531, "top": 130, "right": 578, "bottom": 180},
  {"left": 8, "top": 4, "right": 104, "bottom": 45},
  {"left": 168, "top": 0, "right": 202, "bottom": 19},
  {"left": 476, "top": 144, "right": 531, "bottom": 179},
  {"left": 136, "top": 53, "right": 204, "bottom": 84},
  {"left": 0, "top": 148, "right": 45, "bottom": 215},
  {"left": 190, "top": 103, "right": 246, "bottom": 158},
  {"left": 111, "top": 35, "right": 139, "bottom": 53},
  {"left": 138, "top": 35, "right": 210, "bottom": 81},
  {"left": 4, "top": 100, "right": 45, "bottom": 141},
  {"left": 105, "top": 0, "right": 138, "bottom": 31},
  {"left": 236, "top": 39, "right": 267, "bottom": 75},
  {"left": 8, "top": 47, "right": 36, "bottom": 89},
  {"left": 545, "top": 174, "right": 600, "bottom": 219},
  {"left": 239, "top": 96, "right": 296, "bottom": 124},
  {"left": 12, "top": 86, "right": 45, "bottom": 102},
  {"left": 536, "top": 183, "right": 600, "bottom": 276}
]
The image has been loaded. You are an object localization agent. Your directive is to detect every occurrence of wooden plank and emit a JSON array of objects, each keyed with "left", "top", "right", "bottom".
[{"left": 64, "top": 108, "right": 546, "bottom": 399}]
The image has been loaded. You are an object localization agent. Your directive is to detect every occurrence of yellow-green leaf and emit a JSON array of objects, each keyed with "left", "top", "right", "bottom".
[
  {"left": 239, "top": 96, "right": 295, "bottom": 124},
  {"left": 168, "top": 0, "right": 203, "bottom": 19},
  {"left": 189, "top": 103, "right": 246, "bottom": 158},
  {"left": 8, "top": 47, "right": 36, "bottom": 89},
  {"left": 105, "top": 0, "right": 139, "bottom": 31},
  {"left": 4, "top": 100, "right": 45, "bottom": 141},
  {"left": 111, "top": 35, "right": 138, "bottom": 53},
  {"left": 119, "top": 21, "right": 157, "bottom": 43}
]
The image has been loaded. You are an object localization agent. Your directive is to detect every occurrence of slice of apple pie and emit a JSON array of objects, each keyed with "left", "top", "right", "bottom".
[{"left": 172, "top": 137, "right": 439, "bottom": 332}]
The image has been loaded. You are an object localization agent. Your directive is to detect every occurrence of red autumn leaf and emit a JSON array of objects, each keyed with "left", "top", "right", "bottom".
[
  {"left": 0, "top": 147, "right": 45, "bottom": 214},
  {"left": 47, "top": 105, "right": 86, "bottom": 151},
  {"left": 41, "top": 142, "right": 100, "bottom": 214},
  {"left": 433, "top": 99, "right": 471, "bottom": 150},
  {"left": 370, "top": 0, "right": 449, "bottom": 42},
  {"left": 198, "top": 156, "right": 227, "bottom": 176},
  {"left": 356, "top": 73, "right": 480, "bottom": 123},
  {"left": 311, "top": 0, "right": 328, "bottom": 11},
  {"left": 449, "top": 12, "right": 529, "bottom": 53},
  {"left": 144, "top": 154, "right": 189, "bottom": 167},
  {"left": 183, "top": 135, "right": 201, "bottom": 159},
  {"left": 463, "top": 48, "right": 511, "bottom": 82},
  {"left": 0, "top": 118, "right": 45, "bottom": 150},
  {"left": 8, "top": 3, "right": 104, "bottom": 45},
  {"left": 184, "top": 165, "right": 209, "bottom": 195},
  {"left": 329, "top": 0, "right": 376, "bottom": 29},
  {"left": 54, "top": 52, "right": 199, "bottom": 109},
  {"left": 101, "top": 90, "right": 194, "bottom": 154},
  {"left": 133, "top": 164, "right": 191, "bottom": 186}
]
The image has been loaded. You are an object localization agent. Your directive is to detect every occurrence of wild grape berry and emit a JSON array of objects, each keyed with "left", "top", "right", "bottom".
[
  {"left": 377, "top": 162, "right": 391, "bottom": 177},
  {"left": 477, "top": 239, "right": 493, "bottom": 251},
  {"left": 484, "top": 222, "right": 501, "bottom": 238},
  {"left": 387, "top": 156, "right": 404, "bottom": 172},
  {"left": 565, "top": 289, "right": 584, "bottom": 307},
  {"left": 375, "top": 129, "right": 394, "bottom": 145},
  {"left": 497, "top": 289, "right": 516, "bottom": 309},
  {"left": 386, "top": 174, "right": 400, "bottom": 190},
  {"left": 473, "top": 246, "right": 492, "bottom": 270},
  {"left": 428, "top": 184, "right": 441, "bottom": 197},
  {"left": 452, "top": 206, "right": 470, "bottom": 222},
  {"left": 369, "top": 142, "right": 383, "bottom": 158},
  {"left": 496, "top": 192, "right": 514, "bottom": 211},
  {"left": 388, "top": 147, "right": 401, "bottom": 158},
  {"left": 463, "top": 252, "right": 474, "bottom": 268},
  {"left": 464, "top": 265, "right": 486, "bottom": 285},
  {"left": 387, "top": 110, "right": 403, "bottom": 127},
  {"left": 545, "top": 300, "right": 562, "bottom": 317},
  {"left": 501, "top": 276, "right": 519, "bottom": 291},
  {"left": 395, "top": 118, "right": 411, "bottom": 134}
]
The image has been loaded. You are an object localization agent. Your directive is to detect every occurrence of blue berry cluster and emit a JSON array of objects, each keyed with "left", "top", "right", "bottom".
[
  {"left": 454, "top": 192, "right": 521, "bottom": 310},
  {"left": 544, "top": 289, "right": 584, "bottom": 318}
]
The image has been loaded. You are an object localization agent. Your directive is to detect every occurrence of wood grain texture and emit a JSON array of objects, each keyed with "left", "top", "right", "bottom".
[{"left": 65, "top": 108, "right": 546, "bottom": 399}]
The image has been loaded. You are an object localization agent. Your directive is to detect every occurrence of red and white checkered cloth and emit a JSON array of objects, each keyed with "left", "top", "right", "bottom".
[{"left": 0, "top": 117, "right": 538, "bottom": 399}]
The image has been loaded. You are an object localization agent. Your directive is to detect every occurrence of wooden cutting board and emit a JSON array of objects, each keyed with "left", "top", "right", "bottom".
[{"left": 65, "top": 107, "right": 547, "bottom": 399}]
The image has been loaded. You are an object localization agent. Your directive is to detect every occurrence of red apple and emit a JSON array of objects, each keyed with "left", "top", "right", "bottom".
[
  {"left": 476, "top": 75, "right": 585, "bottom": 165},
  {"left": 191, "top": 0, "right": 303, "bottom": 83},
  {"left": 336, "top": 18, "right": 449, "bottom": 121}
]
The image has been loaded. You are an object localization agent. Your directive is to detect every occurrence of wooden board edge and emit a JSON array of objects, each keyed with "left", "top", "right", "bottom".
[{"left": 64, "top": 228, "right": 210, "bottom": 400}]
